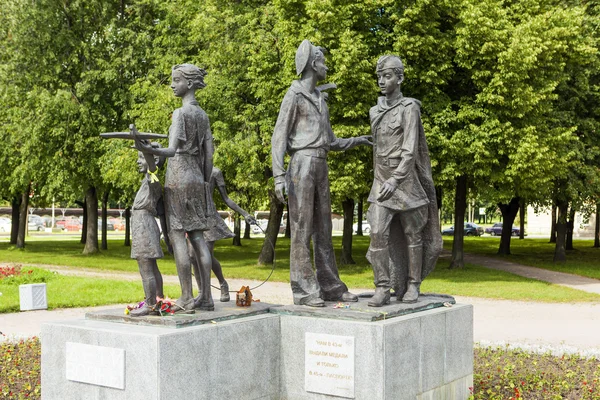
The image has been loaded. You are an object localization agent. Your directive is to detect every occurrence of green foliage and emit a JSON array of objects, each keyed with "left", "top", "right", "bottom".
[{"left": 1, "top": 0, "right": 599, "bottom": 258}]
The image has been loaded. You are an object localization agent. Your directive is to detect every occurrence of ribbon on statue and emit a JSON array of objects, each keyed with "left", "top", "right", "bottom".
[{"left": 148, "top": 170, "right": 159, "bottom": 183}]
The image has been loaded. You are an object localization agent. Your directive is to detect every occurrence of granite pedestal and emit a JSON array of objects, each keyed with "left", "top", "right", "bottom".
[
  {"left": 273, "top": 297, "right": 473, "bottom": 400},
  {"left": 41, "top": 296, "right": 473, "bottom": 400},
  {"left": 41, "top": 303, "right": 280, "bottom": 400}
]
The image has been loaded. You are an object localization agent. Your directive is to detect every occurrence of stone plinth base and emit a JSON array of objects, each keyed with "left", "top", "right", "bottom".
[
  {"left": 41, "top": 299, "right": 473, "bottom": 400},
  {"left": 277, "top": 302, "right": 473, "bottom": 400},
  {"left": 41, "top": 313, "right": 280, "bottom": 400}
]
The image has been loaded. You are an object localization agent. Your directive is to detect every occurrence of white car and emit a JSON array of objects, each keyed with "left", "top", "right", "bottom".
[
  {"left": 0, "top": 217, "right": 11, "bottom": 232},
  {"left": 353, "top": 220, "right": 371, "bottom": 234},
  {"left": 251, "top": 220, "right": 269, "bottom": 234}
]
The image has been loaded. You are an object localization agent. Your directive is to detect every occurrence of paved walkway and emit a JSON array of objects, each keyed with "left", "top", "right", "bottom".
[
  {"left": 461, "top": 253, "right": 600, "bottom": 295},
  {"left": 2, "top": 255, "right": 600, "bottom": 353}
]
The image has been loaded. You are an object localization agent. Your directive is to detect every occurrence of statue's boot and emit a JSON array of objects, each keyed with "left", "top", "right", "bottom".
[
  {"left": 367, "top": 247, "right": 392, "bottom": 305},
  {"left": 368, "top": 287, "right": 390, "bottom": 307},
  {"left": 402, "top": 245, "right": 422, "bottom": 303},
  {"left": 220, "top": 280, "right": 230, "bottom": 302}
]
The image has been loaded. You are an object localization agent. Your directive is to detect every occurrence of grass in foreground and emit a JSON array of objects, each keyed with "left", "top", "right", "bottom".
[
  {"left": 445, "top": 237, "right": 600, "bottom": 280},
  {"left": 0, "top": 267, "right": 181, "bottom": 313},
  {"left": 1, "top": 237, "right": 600, "bottom": 305},
  {"left": 2, "top": 338, "right": 599, "bottom": 400}
]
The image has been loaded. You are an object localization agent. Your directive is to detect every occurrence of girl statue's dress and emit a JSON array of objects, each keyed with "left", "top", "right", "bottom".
[{"left": 164, "top": 101, "right": 216, "bottom": 234}]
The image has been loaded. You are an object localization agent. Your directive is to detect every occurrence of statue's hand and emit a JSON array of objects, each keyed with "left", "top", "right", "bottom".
[
  {"left": 245, "top": 215, "right": 257, "bottom": 225},
  {"left": 134, "top": 138, "right": 151, "bottom": 152},
  {"left": 377, "top": 179, "right": 397, "bottom": 202},
  {"left": 358, "top": 135, "right": 373, "bottom": 147},
  {"left": 275, "top": 181, "right": 286, "bottom": 204}
]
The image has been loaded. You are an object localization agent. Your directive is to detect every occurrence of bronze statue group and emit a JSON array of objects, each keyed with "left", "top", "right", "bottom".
[{"left": 124, "top": 40, "right": 442, "bottom": 316}]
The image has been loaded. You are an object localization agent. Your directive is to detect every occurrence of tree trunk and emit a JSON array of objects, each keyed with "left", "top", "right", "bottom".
[
  {"left": 78, "top": 199, "right": 87, "bottom": 244},
  {"left": 356, "top": 198, "right": 364, "bottom": 236},
  {"left": 83, "top": 186, "right": 99, "bottom": 254},
  {"left": 519, "top": 199, "right": 525, "bottom": 240},
  {"left": 553, "top": 200, "right": 568, "bottom": 263},
  {"left": 497, "top": 197, "right": 520, "bottom": 255},
  {"left": 10, "top": 196, "right": 21, "bottom": 245},
  {"left": 285, "top": 203, "right": 291, "bottom": 238},
  {"left": 340, "top": 198, "right": 355, "bottom": 265},
  {"left": 101, "top": 190, "right": 109, "bottom": 250},
  {"left": 258, "top": 190, "right": 284, "bottom": 265},
  {"left": 243, "top": 219, "right": 251, "bottom": 240},
  {"left": 16, "top": 185, "right": 30, "bottom": 249},
  {"left": 594, "top": 202, "right": 599, "bottom": 248},
  {"left": 449, "top": 175, "right": 467, "bottom": 269},
  {"left": 124, "top": 207, "right": 131, "bottom": 246},
  {"left": 549, "top": 204, "right": 557, "bottom": 243},
  {"left": 566, "top": 207, "right": 575, "bottom": 251},
  {"left": 232, "top": 216, "right": 242, "bottom": 246}
]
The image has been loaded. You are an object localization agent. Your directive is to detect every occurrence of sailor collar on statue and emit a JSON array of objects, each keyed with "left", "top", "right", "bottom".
[{"left": 290, "top": 80, "right": 324, "bottom": 113}]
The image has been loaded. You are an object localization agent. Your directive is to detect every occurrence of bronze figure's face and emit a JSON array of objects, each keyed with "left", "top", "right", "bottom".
[
  {"left": 170, "top": 69, "right": 190, "bottom": 98},
  {"left": 137, "top": 152, "right": 148, "bottom": 173},
  {"left": 377, "top": 68, "right": 401, "bottom": 96},
  {"left": 313, "top": 52, "right": 328, "bottom": 82}
]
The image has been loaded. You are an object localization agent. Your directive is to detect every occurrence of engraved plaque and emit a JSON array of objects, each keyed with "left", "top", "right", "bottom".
[
  {"left": 66, "top": 342, "right": 125, "bottom": 389},
  {"left": 305, "top": 332, "right": 355, "bottom": 398}
]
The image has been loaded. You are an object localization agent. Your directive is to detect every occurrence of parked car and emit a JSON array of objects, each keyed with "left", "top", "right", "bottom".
[
  {"left": 98, "top": 219, "right": 115, "bottom": 231},
  {"left": 57, "top": 218, "right": 82, "bottom": 232},
  {"left": 251, "top": 220, "right": 269, "bottom": 234},
  {"left": 28, "top": 215, "right": 44, "bottom": 231},
  {"left": 250, "top": 220, "right": 285, "bottom": 234},
  {"left": 0, "top": 217, "right": 11, "bottom": 232},
  {"left": 352, "top": 220, "right": 371, "bottom": 234},
  {"left": 485, "top": 223, "right": 521, "bottom": 236},
  {"left": 110, "top": 218, "right": 125, "bottom": 231},
  {"left": 441, "top": 223, "right": 483, "bottom": 236}
]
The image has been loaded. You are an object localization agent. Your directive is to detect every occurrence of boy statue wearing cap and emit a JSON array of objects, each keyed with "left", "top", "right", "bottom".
[
  {"left": 271, "top": 40, "right": 372, "bottom": 307},
  {"left": 366, "top": 55, "right": 442, "bottom": 307}
]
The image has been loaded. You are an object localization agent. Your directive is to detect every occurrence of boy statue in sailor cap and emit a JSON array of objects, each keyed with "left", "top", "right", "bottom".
[
  {"left": 366, "top": 55, "right": 442, "bottom": 307},
  {"left": 271, "top": 40, "right": 372, "bottom": 307}
]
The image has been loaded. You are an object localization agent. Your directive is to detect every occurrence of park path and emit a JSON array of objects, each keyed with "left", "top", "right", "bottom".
[
  {"left": 2, "top": 256, "right": 600, "bottom": 353},
  {"left": 460, "top": 252, "right": 600, "bottom": 295}
]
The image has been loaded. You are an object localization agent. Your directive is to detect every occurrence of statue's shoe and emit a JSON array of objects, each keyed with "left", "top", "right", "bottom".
[
  {"left": 368, "top": 289, "right": 390, "bottom": 307},
  {"left": 304, "top": 297, "right": 325, "bottom": 307},
  {"left": 129, "top": 304, "right": 157, "bottom": 317},
  {"left": 171, "top": 298, "right": 196, "bottom": 314},
  {"left": 194, "top": 298, "right": 215, "bottom": 311},
  {"left": 401, "top": 284, "right": 420, "bottom": 304},
  {"left": 220, "top": 281, "right": 230, "bottom": 302},
  {"left": 341, "top": 291, "right": 358, "bottom": 302}
]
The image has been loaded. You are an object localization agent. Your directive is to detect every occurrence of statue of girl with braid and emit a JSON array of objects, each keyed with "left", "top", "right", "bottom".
[{"left": 136, "top": 64, "right": 216, "bottom": 312}]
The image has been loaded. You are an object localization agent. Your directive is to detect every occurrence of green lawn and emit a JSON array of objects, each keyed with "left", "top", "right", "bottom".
[
  {"left": 444, "top": 236, "right": 600, "bottom": 280},
  {"left": 0, "top": 267, "right": 181, "bottom": 313},
  {"left": 1, "top": 236, "right": 600, "bottom": 308}
]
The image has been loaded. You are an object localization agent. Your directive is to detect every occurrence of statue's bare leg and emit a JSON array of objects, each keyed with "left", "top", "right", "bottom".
[
  {"left": 169, "top": 230, "right": 195, "bottom": 311},
  {"left": 188, "top": 230, "right": 214, "bottom": 310}
]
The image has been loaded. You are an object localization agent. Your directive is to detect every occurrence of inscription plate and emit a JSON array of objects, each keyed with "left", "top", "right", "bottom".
[
  {"left": 305, "top": 332, "right": 355, "bottom": 398},
  {"left": 66, "top": 342, "right": 125, "bottom": 389}
]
